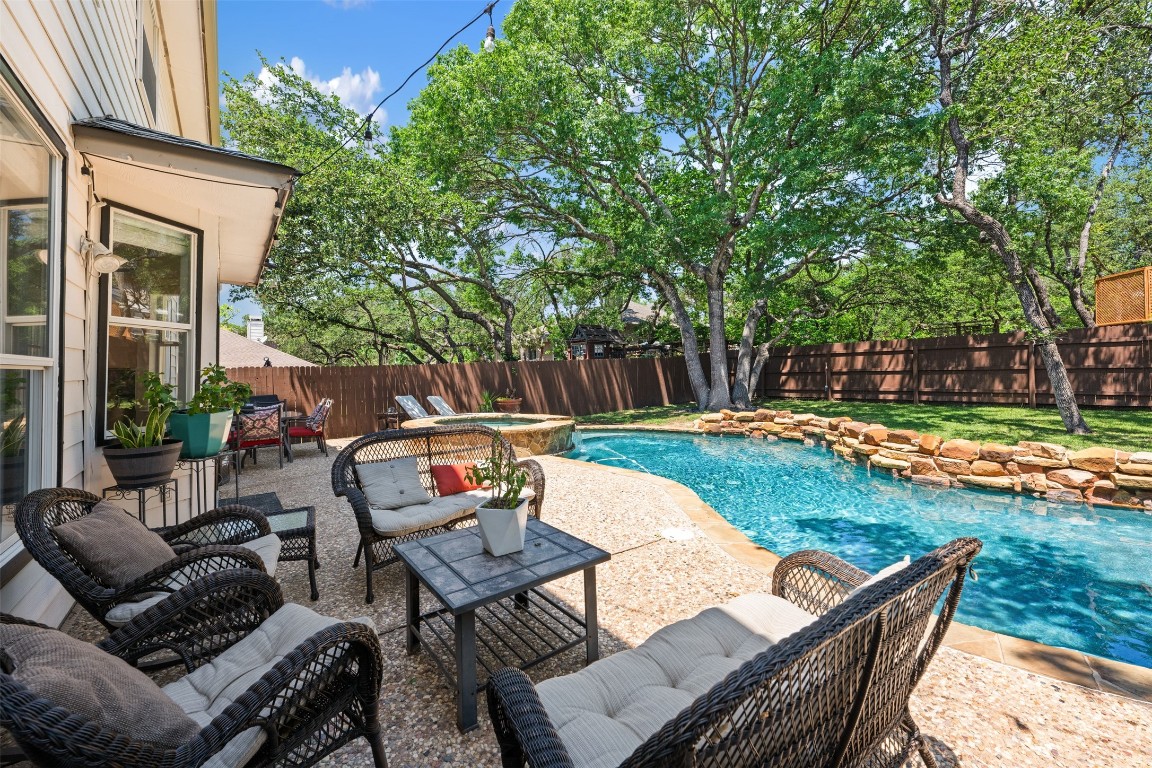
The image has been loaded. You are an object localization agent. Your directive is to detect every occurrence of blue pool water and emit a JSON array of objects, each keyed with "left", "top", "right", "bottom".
[{"left": 570, "top": 431, "right": 1152, "bottom": 667}]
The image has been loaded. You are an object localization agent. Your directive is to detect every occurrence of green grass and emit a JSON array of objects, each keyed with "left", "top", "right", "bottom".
[{"left": 575, "top": 400, "right": 1152, "bottom": 453}]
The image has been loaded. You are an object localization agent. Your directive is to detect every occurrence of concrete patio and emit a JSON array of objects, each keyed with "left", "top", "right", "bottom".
[{"left": 59, "top": 437, "right": 1152, "bottom": 767}]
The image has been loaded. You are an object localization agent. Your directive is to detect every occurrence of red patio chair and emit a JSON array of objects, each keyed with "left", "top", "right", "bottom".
[
  {"left": 288, "top": 398, "right": 333, "bottom": 457},
  {"left": 235, "top": 403, "right": 291, "bottom": 469}
]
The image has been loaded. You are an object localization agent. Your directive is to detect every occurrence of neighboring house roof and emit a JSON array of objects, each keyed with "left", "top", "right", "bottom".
[
  {"left": 218, "top": 329, "right": 317, "bottom": 368},
  {"left": 568, "top": 324, "right": 627, "bottom": 344},
  {"left": 621, "top": 301, "right": 656, "bottom": 324}
]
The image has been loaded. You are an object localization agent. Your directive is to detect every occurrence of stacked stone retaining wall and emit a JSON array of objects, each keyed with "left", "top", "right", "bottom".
[{"left": 694, "top": 409, "right": 1152, "bottom": 510}]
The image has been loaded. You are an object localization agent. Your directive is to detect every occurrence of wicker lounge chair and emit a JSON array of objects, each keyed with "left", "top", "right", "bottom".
[
  {"left": 0, "top": 569, "right": 387, "bottom": 768},
  {"left": 14, "top": 488, "right": 281, "bottom": 637},
  {"left": 487, "top": 537, "right": 982, "bottom": 768},
  {"left": 332, "top": 425, "right": 545, "bottom": 602}
]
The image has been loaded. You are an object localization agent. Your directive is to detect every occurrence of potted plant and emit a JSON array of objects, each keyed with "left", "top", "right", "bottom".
[
  {"left": 494, "top": 390, "right": 523, "bottom": 414},
  {"left": 167, "top": 364, "right": 253, "bottom": 458},
  {"left": 103, "top": 376, "right": 182, "bottom": 488},
  {"left": 2, "top": 415, "right": 27, "bottom": 505},
  {"left": 466, "top": 438, "right": 530, "bottom": 556}
]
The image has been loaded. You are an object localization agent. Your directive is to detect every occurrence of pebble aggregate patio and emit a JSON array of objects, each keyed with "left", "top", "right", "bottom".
[{"left": 59, "top": 437, "right": 1152, "bottom": 767}]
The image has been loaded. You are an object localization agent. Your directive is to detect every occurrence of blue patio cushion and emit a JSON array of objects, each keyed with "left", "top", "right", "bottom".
[{"left": 534, "top": 593, "right": 817, "bottom": 768}]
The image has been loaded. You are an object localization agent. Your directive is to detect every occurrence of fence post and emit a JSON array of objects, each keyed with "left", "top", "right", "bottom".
[
  {"left": 912, "top": 343, "right": 920, "bottom": 405},
  {"left": 1027, "top": 340, "right": 1037, "bottom": 408}
]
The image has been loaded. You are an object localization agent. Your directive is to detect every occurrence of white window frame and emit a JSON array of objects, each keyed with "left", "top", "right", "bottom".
[{"left": 100, "top": 208, "right": 197, "bottom": 440}]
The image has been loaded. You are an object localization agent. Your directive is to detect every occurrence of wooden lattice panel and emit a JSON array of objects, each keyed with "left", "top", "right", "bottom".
[{"left": 1095, "top": 266, "right": 1151, "bottom": 326}]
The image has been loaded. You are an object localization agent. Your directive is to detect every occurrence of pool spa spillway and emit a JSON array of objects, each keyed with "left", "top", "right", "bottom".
[{"left": 402, "top": 413, "right": 575, "bottom": 455}]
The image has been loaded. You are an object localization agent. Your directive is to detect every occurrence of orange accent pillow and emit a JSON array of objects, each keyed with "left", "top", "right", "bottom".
[{"left": 431, "top": 463, "right": 483, "bottom": 495}]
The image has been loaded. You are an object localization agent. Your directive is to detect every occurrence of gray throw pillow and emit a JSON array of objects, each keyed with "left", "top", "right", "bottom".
[
  {"left": 0, "top": 622, "right": 201, "bottom": 749},
  {"left": 53, "top": 501, "right": 176, "bottom": 588},
  {"left": 355, "top": 457, "right": 432, "bottom": 509}
]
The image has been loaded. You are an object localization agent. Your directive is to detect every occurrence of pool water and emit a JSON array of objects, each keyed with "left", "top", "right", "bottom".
[{"left": 570, "top": 430, "right": 1152, "bottom": 667}]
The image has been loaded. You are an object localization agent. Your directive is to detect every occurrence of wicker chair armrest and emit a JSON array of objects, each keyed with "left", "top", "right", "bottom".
[
  {"left": 770, "top": 549, "right": 871, "bottom": 615},
  {"left": 193, "top": 620, "right": 383, "bottom": 762},
  {"left": 158, "top": 504, "right": 271, "bottom": 547},
  {"left": 486, "top": 667, "right": 575, "bottom": 768},
  {"left": 0, "top": 614, "right": 54, "bottom": 630},
  {"left": 117, "top": 545, "right": 267, "bottom": 601},
  {"left": 333, "top": 483, "right": 376, "bottom": 533},
  {"left": 517, "top": 459, "right": 546, "bottom": 519},
  {"left": 96, "top": 569, "right": 283, "bottom": 672}
]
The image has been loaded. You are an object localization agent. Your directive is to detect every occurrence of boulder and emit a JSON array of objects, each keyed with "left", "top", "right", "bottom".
[
  {"left": 939, "top": 439, "right": 981, "bottom": 461},
  {"left": 700, "top": 413, "right": 723, "bottom": 423},
  {"left": 958, "top": 475, "right": 1018, "bottom": 491},
  {"left": 773, "top": 417, "right": 794, "bottom": 425},
  {"left": 733, "top": 411, "right": 757, "bottom": 422},
  {"left": 821, "top": 431, "right": 840, "bottom": 444},
  {"left": 801, "top": 425, "right": 827, "bottom": 436},
  {"left": 775, "top": 410, "right": 793, "bottom": 419},
  {"left": 1127, "top": 451, "right": 1152, "bottom": 464},
  {"left": 1018, "top": 441, "right": 1068, "bottom": 461},
  {"left": 1069, "top": 447, "right": 1118, "bottom": 473},
  {"left": 1111, "top": 473, "right": 1152, "bottom": 491},
  {"left": 762, "top": 422, "right": 789, "bottom": 434},
  {"left": 828, "top": 416, "right": 853, "bottom": 429},
  {"left": 979, "top": 443, "right": 1016, "bottom": 463},
  {"left": 879, "top": 447, "right": 914, "bottom": 461},
  {"left": 809, "top": 417, "right": 831, "bottom": 429},
  {"left": 936, "top": 457, "right": 972, "bottom": 475},
  {"left": 1046, "top": 488, "right": 1084, "bottom": 504},
  {"left": 851, "top": 443, "right": 881, "bottom": 456},
  {"left": 702, "top": 424, "right": 723, "bottom": 434},
  {"left": 832, "top": 443, "right": 854, "bottom": 458},
  {"left": 1117, "top": 462, "right": 1152, "bottom": 477},
  {"left": 721, "top": 427, "right": 747, "bottom": 435},
  {"left": 860, "top": 427, "right": 889, "bottom": 446},
  {"left": 917, "top": 434, "right": 942, "bottom": 455},
  {"left": 910, "top": 455, "right": 948, "bottom": 478},
  {"left": 970, "top": 460, "right": 1009, "bottom": 477},
  {"left": 887, "top": 429, "right": 920, "bottom": 445},
  {"left": 1011, "top": 455, "right": 1069, "bottom": 469},
  {"left": 753, "top": 408, "right": 775, "bottom": 421},
  {"left": 880, "top": 442, "right": 919, "bottom": 453},
  {"left": 1020, "top": 473, "right": 1048, "bottom": 493},
  {"left": 749, "top": 430, "right": 766, "bottom": 439},
  {"left": 870, "top": 454, "right": 911, "bottom": 471},
  {"left": 780, "top": 429, "right": 805, "bottom": 440},
  {"left": 911, "top": 474, "right": 952, "bottom": 488},
  {"left": 1045, "top": 468, "right": 1098, "bottom": 489},
  {"left": 791, "top": 413, "right": 817, "bottom": 425},
  {"left": 719, "top": 409, "right": 736, "bottom": 419},
  {"left": 839, "top": 421, "right": 871, "bottom": 439}
]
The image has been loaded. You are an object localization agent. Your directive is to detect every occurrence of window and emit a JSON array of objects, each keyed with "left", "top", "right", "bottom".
[
  {"left": 571, "top": 343, "right": 586, "bottom": 359},
  {"left": 593, "top": 344, "right": 605, "bottom": 358},
  {"left": 101, "top": 210, "right": 196, "bottom": 438},
  {"left": 137, "top": 1, "right": 159, "bottom": 119},
  {"left": 0, "top": 75, "right": 60, "bottom": 551}
]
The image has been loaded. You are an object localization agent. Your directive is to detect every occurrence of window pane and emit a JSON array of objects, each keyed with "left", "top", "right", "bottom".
[
  {"left": 105, "top": 325, "right": 188, "bottom": 435},
  {"left": 1, "top": 83, "right": 53, "bottom": 357},
  {"left": 2, "top": 369, "right": 40, "bottom": 545},
  {"left": 109, "top": 213, "right": 192, "bottom": 324}
]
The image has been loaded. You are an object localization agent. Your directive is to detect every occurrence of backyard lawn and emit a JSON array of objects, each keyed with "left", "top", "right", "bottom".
[{"left": 576, "top": 400, "right": 1152, "bottom": 453}]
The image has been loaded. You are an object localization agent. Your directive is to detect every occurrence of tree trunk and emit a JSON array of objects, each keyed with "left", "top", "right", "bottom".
[
  {"left": 731, "top": 299, "right": 767, "bottom": 408},
  {"left": 748, "top": 343, "right": 771, "bottom": 400},
  {"left": 704, "top": 276, "right": 733, "bottom": 411},
  {"left": 652, "top": 272, "right": 710, "bottom": 409}
]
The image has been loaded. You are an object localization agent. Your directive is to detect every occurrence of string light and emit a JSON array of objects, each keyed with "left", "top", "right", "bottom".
[{"left": 297, "top": 0, "right": 500, "bottom": 179}]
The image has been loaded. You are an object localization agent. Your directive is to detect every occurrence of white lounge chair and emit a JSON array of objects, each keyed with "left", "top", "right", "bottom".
[
  {"left": 426, "top": 395, "right": 457, "bottom": 416},
  {"left": 394, "top": 395, "right": 430, "bottom": 420}
]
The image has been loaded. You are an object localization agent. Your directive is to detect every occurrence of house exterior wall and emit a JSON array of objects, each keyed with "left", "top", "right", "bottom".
[{"left": 1, "top": 0, "right": 221, "bottom": 625}]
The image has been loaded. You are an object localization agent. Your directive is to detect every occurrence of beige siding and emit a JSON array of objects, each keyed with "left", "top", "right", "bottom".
[{"left": 1, "top": 0, "right": 216, "bottom": 623}]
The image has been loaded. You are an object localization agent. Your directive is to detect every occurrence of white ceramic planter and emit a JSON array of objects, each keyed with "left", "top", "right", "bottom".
[{"left": 475, "top": 498, "right": 530, "bottom": 556}]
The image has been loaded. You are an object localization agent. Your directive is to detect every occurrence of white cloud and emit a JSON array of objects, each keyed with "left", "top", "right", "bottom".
[
  {"left": 258, "top": 56, "right": 386, "bottom": 124},
  {"left": 322, "top": 0, "right": 370, "bottom": 9}
]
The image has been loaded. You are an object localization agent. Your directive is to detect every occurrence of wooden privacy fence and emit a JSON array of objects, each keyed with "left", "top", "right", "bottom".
[
  {"left": 229, "top": 324, "right": 1150, "bottom": 439},
  {"left": 749, "top": 324, "right": 1151, "bottom": 408}
]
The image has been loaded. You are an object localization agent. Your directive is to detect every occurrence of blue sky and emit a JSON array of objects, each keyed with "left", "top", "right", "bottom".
[{"left": 217, "top": 0, "right": 512, "bottom": 320}]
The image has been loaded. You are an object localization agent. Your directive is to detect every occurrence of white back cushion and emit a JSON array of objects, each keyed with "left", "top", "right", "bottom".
[{"left": 356, "top": 457, "right": 432, "bottom": 510}]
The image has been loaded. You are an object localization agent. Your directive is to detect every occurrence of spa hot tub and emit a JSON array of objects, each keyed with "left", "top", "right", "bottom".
[{"left": 400, "top": 413, "right": 576, "bottom": 455}]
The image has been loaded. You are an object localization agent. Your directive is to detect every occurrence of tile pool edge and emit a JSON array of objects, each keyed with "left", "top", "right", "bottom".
[{"left": 552, "top": 446, "right": 1152, "bottom": 702}]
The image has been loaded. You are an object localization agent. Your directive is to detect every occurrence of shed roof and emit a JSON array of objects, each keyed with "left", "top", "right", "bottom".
[{"left": 568, "top": 324, "right": 627, "bottom": 344}]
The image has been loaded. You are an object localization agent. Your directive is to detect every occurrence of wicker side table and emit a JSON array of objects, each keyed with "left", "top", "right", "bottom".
[{"left": 264, "top": 505, "right": 319, "bottom": 600}]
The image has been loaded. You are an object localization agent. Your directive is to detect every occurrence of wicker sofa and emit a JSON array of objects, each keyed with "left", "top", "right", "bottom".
[
  {"left": 487, "top": 537, "right": 982, "bottom": 768},
  {"left": 332, "top": 425, "right": 546, "bottom": 603}
]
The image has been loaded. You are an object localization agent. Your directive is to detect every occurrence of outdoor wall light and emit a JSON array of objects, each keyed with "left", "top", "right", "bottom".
[
  {"left": 35, "top": 249, "right": 49, "bottom": 265},
  {"left": 81, "top": 236, "right": 127, "bottom": 274}
]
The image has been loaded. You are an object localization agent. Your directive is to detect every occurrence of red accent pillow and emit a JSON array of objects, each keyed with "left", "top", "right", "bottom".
[{"left": 431, "top": 463, "right": 483, "bottom": 495}]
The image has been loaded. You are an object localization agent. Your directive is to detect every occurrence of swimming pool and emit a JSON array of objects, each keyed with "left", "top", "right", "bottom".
[{"left": 570, "top": 430, "right": 1152, "bottom": 667}]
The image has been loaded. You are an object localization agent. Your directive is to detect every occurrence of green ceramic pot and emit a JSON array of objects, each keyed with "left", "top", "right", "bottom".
[{"left": 168, "top": 410, "right": 234, "bottom": 458}]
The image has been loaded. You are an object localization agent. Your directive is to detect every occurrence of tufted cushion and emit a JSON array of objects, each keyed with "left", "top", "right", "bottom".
[
  {"left": 356, "top": 457, "right": 432, "bottom": 510},
  {"left": 53, "top": 501, "right": 176, "bottom": 588},
  {"left": 535, "top": 593, "right": 817, "bottom": 768},
  {"left": 103, "top": 534, "right": 282, "bottom": 626},
  {"left": 369, "top": 489, "right": 490, "bottom": 536},
  {"left": 162, "top": 604, "right": 376, "bottom": 768},
  {"left": 0, "top": 622, "right": 201, "bottom": 750}
]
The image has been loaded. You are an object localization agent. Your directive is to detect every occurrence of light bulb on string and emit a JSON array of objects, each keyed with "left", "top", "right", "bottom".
[{"left": 484, "top": 24, "right": 496, "bottom": 52}]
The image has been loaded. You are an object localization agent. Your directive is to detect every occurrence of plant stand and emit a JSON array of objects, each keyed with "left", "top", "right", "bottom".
[
  {"left": 177, "top": 448, "right": 240, "bottom": 520},
  {"left": 102, "top": 477, "right": 178, "bottom": 526}
]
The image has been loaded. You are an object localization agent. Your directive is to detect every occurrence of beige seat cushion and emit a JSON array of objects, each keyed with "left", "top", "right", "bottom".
[
  {"left": 53, "top": 501, "right": 176, "bottom": 588},
  {"left": 369, "top": 487, "right": 534, "bottom": 537},
  {"left": 536, "top": 593, "right": 817, "bottom": 768},
  {"left": 356, "top": 457, "right": 432, "bottom": 509},
  {"left": 103, "top": 534, "right": 282, "bottom": 626},
  {"left": 0, "top": 622, "right": 200, "bottom": 750},
  {"left": 162, "top": 603, "right": 376, "bottom": 768}
]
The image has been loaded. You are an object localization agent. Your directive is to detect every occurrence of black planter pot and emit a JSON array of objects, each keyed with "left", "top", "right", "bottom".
[{"left": 103, "top": 439, "right": 183, "bottom": 489}]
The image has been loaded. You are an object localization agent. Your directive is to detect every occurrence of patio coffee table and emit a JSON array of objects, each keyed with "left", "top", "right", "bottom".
[{"left": 395, "top": 518, "right": 610, "bottom": 732}]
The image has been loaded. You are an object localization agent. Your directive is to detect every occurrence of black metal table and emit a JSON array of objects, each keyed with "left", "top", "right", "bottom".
[
  {"left": 395, "top": 518, "right": 610, "bottom": 732},
  {"left": 177, "top": 448, "right": 240, "bottom": 519},
  {"left": 265, "top": 505, "right": 319, "bottom": 600},
  {"left": 102, "top": 477, "right": 178, "bottom": 526}
]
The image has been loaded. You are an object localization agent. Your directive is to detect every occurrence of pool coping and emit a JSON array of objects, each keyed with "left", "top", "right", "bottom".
[{"left": 561, "top": 426, "right": 1152, "bottom": 702}]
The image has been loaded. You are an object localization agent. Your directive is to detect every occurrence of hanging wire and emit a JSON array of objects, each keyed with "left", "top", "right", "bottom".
[{"left": 296, "top": 0, "right": 500, "bottom": 180}]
